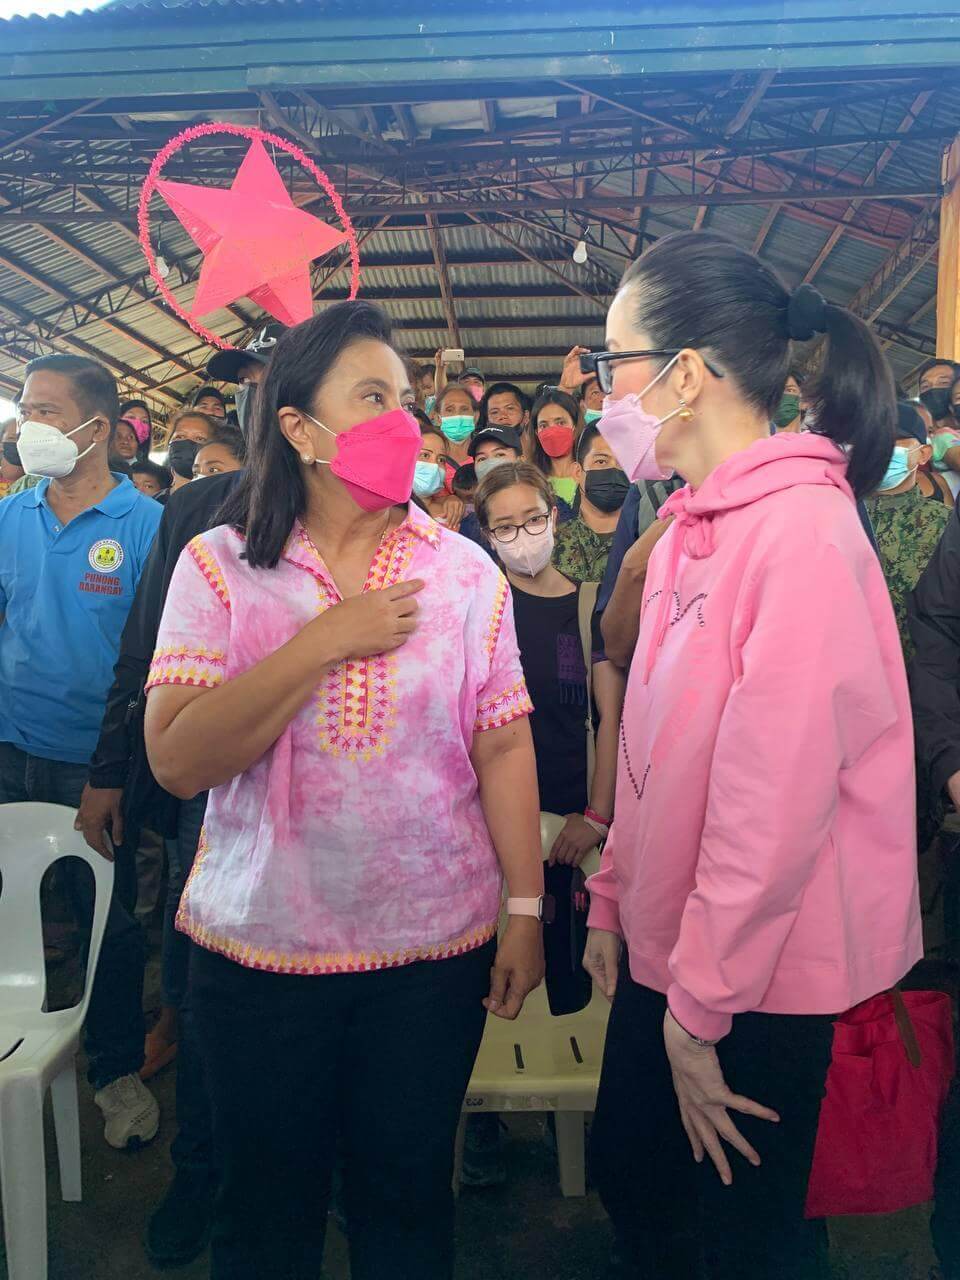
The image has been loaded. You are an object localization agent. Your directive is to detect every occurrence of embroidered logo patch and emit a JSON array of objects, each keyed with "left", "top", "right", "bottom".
[{"left": 88, "top": 538, "right": 124, "bottom": 573}]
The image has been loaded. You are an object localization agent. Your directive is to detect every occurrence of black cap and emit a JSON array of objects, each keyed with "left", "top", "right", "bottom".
[
  {"left": 468, "top": 426, "right": 523, "bottom": 457},
  {"left": 898, "top": 401, "right": 928, "bottom": 446},
  {"left": 206, "top": 323, "right": 286, "bottom": 383},
  {"left": 192, "top": 384, "right": 227, "bottom": 409},
  {"left": 460, "top": 366, "right": 484, "bottom": 381}
]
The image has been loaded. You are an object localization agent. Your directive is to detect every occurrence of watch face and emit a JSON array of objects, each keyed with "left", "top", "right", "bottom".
[{"left": 541, "top": 894, "right": 557, "bottom": 925}]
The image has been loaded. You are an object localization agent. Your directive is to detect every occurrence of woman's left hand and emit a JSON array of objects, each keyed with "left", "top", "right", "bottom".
[
  {"left": 663, "top": 1010, "right": 780, "bottom": 1186},
  {"left": 436, "top": 494, "right": 464, "bottom": 531},
  {"left": 550, "top": 813, "right": 600, "bottom": 867},
  {"left": 484, "top": 917, "right": 544, "bottom": 1020}
]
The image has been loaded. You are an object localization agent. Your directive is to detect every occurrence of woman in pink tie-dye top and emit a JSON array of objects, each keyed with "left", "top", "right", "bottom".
[{"left": 144, "top": 303, "right": 544, "bottom": 1280}]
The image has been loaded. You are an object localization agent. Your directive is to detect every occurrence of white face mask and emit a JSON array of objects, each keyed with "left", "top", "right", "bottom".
[
  {"left": 17, "top": 417, "right": 98, "bottom": 479},
  {"left": 497, "top": 523, "right": 555, "bottom": 577}
]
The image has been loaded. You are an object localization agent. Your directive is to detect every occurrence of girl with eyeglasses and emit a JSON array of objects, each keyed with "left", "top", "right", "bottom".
[
  {"left": 476, "top": 462, "right": 624, "bottom": 991},
  {"left": 582, "top": 231, "right": 920, "bottom": 1279},
  {"left": 467, "top": 460, "right": 624, "bottom": 1185}
]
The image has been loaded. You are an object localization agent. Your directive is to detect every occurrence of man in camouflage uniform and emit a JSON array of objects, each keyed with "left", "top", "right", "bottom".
[{"left": 864, "top": 401, "right": 949, "bottom": 664}]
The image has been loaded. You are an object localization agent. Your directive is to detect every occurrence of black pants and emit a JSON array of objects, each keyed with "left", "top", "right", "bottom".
[
  {"left": 164, "top": 793, "right": 214, "bottom": 1181},
  {"left": 191, "top": 938, "right": 493, "bottom": 1280},
  {"left": 0, "top": 740, "right": 145, "bottom": 1088},
  {"left": 590, "top": 971, "right": 834, "bottom": 1280}
]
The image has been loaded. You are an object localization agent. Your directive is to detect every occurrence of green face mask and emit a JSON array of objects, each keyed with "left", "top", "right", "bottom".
[
  {"left": 441, "top": 415, "right": 475, "bottom": 444},
  {"left": 774, "top": 394, "right": 801, "bottom": 429},
  {"left": 583, "top": 408, "right": 603, "bottom": 425}
]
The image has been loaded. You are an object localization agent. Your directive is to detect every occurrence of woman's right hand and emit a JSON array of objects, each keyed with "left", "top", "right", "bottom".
[
  {"left": 583, "top": 927, "right": 621, "bottom": 1000},
  {"left": 318, "top": 579, "right": 425, "bottom": 661}
]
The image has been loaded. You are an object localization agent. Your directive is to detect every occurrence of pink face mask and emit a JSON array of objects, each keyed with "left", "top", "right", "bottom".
[
  {"left": 465, "top": 383, "right": 483, "bottom": 403},
  {"left": 600, "top": 354, "right": 684, "bottom": 483},
  {"left": 306, "top": 407, "right": 421, "bottom": 512},
  {"left": 121, "top": 414, "right": 151, "bottom": 445}
]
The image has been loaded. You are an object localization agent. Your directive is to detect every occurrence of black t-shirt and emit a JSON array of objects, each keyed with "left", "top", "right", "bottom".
[{"left": 511, "top": 582, "right": 588, "bottom": 816}]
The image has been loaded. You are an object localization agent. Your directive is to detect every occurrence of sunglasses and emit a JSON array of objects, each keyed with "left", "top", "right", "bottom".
[{"left": 579, "top": 349, "right": 724, "bottom": 395}]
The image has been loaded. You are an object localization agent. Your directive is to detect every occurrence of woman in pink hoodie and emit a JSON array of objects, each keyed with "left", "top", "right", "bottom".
[{"left": 582, "top": 231, "right": 922, "bottom": 1279}]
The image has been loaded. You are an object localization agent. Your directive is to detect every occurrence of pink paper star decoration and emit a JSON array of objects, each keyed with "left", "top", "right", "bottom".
[{"left": 154, "top": 136, "right": 349, "bottom": 327}]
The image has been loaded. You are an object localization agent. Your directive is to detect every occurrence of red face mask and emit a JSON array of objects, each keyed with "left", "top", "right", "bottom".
[
  {"left": 538, "top": 423, "right": 575, "bottom": 459},
  {"left": 306, "top": 407, "right": 421, "bottom": 512}
]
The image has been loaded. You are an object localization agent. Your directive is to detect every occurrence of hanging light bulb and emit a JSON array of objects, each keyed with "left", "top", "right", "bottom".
[
  {"left": 572, "top": 239, "right": 589, "bottom": 265},
  {"left": 155, "top": 254, "right": 170, "bottom": 279}
]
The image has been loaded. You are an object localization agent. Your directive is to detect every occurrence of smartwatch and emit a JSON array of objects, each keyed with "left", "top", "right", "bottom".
[{"left": 506, "top": 895, "right": 556, "bottom": 924}]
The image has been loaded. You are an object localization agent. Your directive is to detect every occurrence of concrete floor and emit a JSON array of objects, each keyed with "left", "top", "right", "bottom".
[
  {"left": 0, "top": 1059, "right": 943, "bottom": 1280},
  {"left": 1, "top": 1072, "right": 612, "bottom": 1280},
  {"left": 0, "top": 922, "right": 946, "bottom": 1280}
]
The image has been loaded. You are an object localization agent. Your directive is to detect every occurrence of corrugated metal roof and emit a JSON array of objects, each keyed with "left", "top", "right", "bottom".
[{"left": 0, "top": 18, "right": 955, "bottom": 405}]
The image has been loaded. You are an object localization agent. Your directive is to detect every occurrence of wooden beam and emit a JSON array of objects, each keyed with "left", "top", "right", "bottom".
[
  {"left": 725, "top": 70, "right": 776, "bottom": 137},
  {"left": 804, "top": 90, "right": 933, "bottom": 284},
  {"left": 692, "top": 70, "right": 775, "bottom": 233},
  {"left": 753, "top": 107, "right": 830, "bottom": 255},
  {"left": 847, "top": 202, "right": 940, "bottom": 322},
  {"left": 425, "top": 209, "right": 460, "bottom": 348},
  {"left": 937, "top": 136, "right": 960, "bottom": 361},
  {"left": 393, "top": 104, "right": 416, "bottom": 144}
]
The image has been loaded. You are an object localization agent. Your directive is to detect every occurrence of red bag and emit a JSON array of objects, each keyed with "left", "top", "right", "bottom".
[{"left": 805, "top": 989, "right": 955, "bottom": 1218}]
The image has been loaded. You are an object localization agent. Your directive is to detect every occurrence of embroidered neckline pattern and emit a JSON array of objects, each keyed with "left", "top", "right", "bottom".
[{"left": 315, "top": 525, "right": 416, "bottom": 761}]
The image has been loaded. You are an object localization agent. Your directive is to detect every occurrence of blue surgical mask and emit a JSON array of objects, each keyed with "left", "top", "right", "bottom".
[
  {"left": 413, "top": 460, "right": 445, "bottom": 498},
  {"left": 583, "top": 409, "right": 603, "bottom": 425},
  {"left": 475, "top": 454, "right": 511, "bottom": 483},
  {"left": 441, "top": 415, "right": 475, "bottom": 444},
  {"left": 877, "top": 444, "right": 920, "bottom": 493},
  {"left": 424, "top": 395, "right": 436, "bottom": 415}
]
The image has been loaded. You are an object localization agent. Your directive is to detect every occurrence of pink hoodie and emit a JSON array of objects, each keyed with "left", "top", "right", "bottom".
[{"left": 587, "top": 431, "right": 922, "bottom": 1041}]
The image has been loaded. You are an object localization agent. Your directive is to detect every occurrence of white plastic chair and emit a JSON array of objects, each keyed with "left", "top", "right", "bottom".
[
  {"left": 459, "top": 814, "right": 610, "bottom": 1197},
  {"left": 0, "top": 802, "right": 114, "bottom": 1280}
]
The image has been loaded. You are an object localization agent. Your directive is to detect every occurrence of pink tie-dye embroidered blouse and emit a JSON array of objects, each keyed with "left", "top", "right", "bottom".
[{"left": 145, "top": 503, "right": 532, "bottom": 975}]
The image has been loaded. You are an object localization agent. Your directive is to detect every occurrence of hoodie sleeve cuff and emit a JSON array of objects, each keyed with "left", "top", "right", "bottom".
[
  {"left": 585, "top": 891, "right": 622, "bottom": 936},
  {"left": 667, "top": 984, "right": 732, "bottom": 1043}
]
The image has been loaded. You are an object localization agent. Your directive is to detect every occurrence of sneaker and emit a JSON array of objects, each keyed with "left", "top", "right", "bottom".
[
  {"left": 145, "top": 1168, "right": 216, "bottom": 1269},
  {"left": 94, "top": 1073, "right": 160, "bottom": 1150}
]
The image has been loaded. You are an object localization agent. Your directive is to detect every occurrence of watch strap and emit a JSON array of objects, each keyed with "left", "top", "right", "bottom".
[{"left": 506, "top": 897, "right": 542, "bottom": 919}]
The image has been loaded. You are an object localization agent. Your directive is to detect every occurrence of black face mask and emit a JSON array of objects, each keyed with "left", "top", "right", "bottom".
[
  {"left": 2, "top": 440, "right": 21, "bottom": 469},
  {"left": 234, "top": 383, "right": 255, "bottom": 436},
  {"left": 167, "top": 438, "right": 200, "bottom": 480},
  {"left": 584, "top": 467, "right": 630, "bottom": 513},
  {"left": 920, "top": 387, "right": 954, "bottom": 422}
]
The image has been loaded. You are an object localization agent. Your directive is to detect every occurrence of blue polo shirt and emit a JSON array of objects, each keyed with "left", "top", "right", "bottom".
[{"left": 0, "top": 475, "right": 162, "bottom": 764}]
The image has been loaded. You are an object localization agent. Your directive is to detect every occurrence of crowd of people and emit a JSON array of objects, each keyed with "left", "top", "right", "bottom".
[{"left": 3, "top": 228, "right": 960, "bottom": 1279}]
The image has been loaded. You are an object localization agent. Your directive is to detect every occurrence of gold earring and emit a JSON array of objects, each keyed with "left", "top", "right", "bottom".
[{"left": 677, "top": 401, "right": 695, "bottom": 422}]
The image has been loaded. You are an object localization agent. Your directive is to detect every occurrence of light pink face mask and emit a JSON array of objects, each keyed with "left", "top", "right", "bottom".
[
  {"left": 600, "top": 353, "right": 685, "bottom": 483},
  {"left": 306, "top": 407, "right": 421, "bottom": 512}
]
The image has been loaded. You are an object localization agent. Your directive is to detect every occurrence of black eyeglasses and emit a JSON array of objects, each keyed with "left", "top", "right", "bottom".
[
  {"left": 489, "top": 513, "right": 550, "bottom": 545},
  {"left": 579, "top": 349, "right": 724, "bottom": 395}
]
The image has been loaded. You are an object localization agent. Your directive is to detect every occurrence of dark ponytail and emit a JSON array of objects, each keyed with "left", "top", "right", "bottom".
[
  {"left": 800, "top": 299, "right": 897, "bottom": 497},
  {"left": 619, "top": 232, "right": 896, "bottom": 497},
  {"left": 218, "top": 300, "right": 396, "bottom": 569}
]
